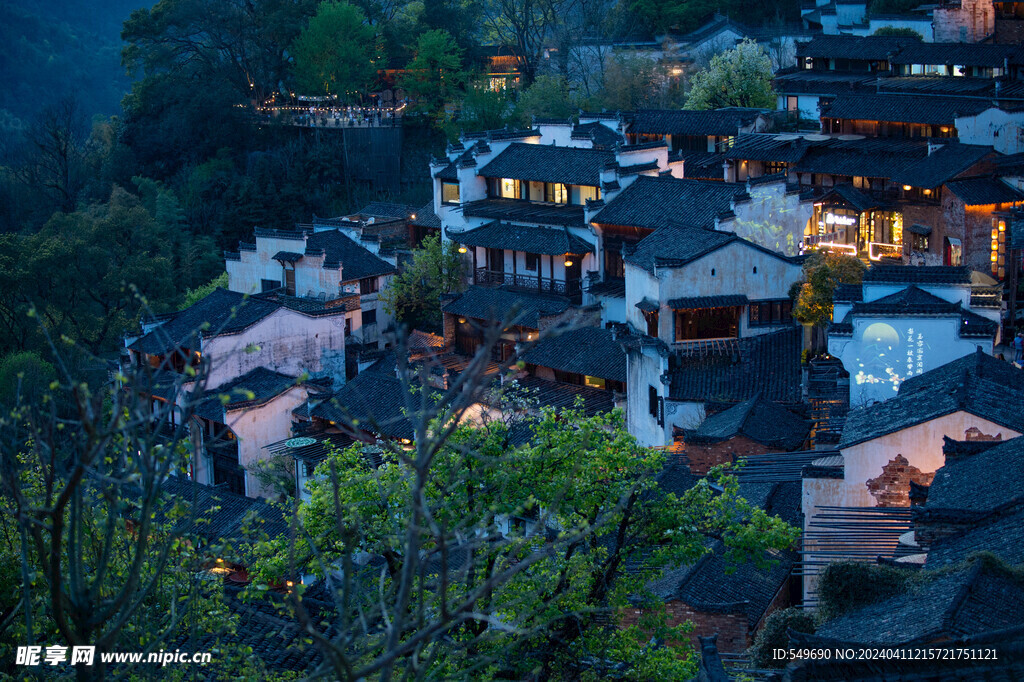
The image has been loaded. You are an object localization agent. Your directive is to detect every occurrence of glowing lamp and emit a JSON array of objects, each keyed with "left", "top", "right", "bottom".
[
  {"left": 992, "top": 253, "right": 999, "bottom": 262},
  {"left": 564, "top": 259, "right": 574, "bottom": 267},
  {"left": 458, "top": 246, "right": 467, "bottom": 254},
  {"left": 410, "top": 214, "right": 416, "bottom": 220},
  {"left": 999, "top": 221, "right": 1006, "bottom": 232},
  {"left": 903, "top": 185, "right": 913, "bottom": 191},
  {"left": 458, "top": 317, "right": 467, "bottom": 324}
]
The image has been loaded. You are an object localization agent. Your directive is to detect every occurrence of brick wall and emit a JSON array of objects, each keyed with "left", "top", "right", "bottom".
[
  {"left": 866, "top": 454, "right": 936, "bottom": 507},
  {"left": 680, "top": 435, "right": 786, "bottom": 475},
  {"left": 619, "top": 602, "right": 751, "bottom": 653},
  {"left": 995, "top": 18, "right": 1024, "bottom": 43},
  {"left": 933, "top": 0, "right": 992, "bottom": 43}
]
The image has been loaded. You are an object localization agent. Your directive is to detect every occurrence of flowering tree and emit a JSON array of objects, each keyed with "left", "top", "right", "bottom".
[{"left": 685, "top": 39, "right": 775, "bottom": 110}]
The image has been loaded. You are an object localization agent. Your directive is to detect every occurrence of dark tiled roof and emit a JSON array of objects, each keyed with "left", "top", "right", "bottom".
[
  {"left": 891, "top": 42, "right": 1024, "bottom": 68},
  {"left": 794, "top": 141, "right": 921, "bottom": 181},
  {"left": 591, "top": 175, "right": 745, "bottom": 231},
  {"left": 635, "top": 298, "right": 659, "bottom": 312},
  {"left": 822, "top": 93, "right": 992, "bottom": 125},
  {"left": 892, "top": 142, "right": 993, "bottom": 190},
  {"left": 156, "top": 475, "right": 290, "bottom": 546},
  {"left": 795, "top": 34, "right": 922, "bottom": 61},
  {"left": 434, "top": 161, "right": 458, "bottom": 180},
  {"left": 589, "top": 278, "right": 626, "bottom": 297},
  {"left": 272, "top": 251, "right": 303, "bottom": 262},
  {"left": 810, "top": 562, "right": 1024, "bottom": 646},
  {"left": 850, "top": 285, "right": 962, "bottom": 316},
  {"left": 677, "top": 151, "right": 725, "bottom": 180},
  {"left": 520, "top": 326, "right": 627, "bottom": 382},
  {"left": 840, "top": 350, "right": 1024, "bottom": 448},
  {"left": 724, "top": 133, "right": 818, "bottom": 163},
  {"left": 650, "top": 540, "right": 796, "bottom": 629},
  {"left": 686, "top": 395, "right": 810, "bottom": 450},
  {"left": 194, "top": 367, "right": 302, "bottom": 422},
  {"left": 816, "top": 183, "right": 886, "bottom": 211},
  {"left": 667, "top": 327, "right": 803, "bottom": 404},
  {"left": 461, "top": 198, "right": 585, "bottom": 226},
  {"left": 771, "top": 71, "right": 874, "bottom": 96},
  {"left": 309, "top": 370, "right": 423, "bottom": 440},
  {"left": 908, "top": 222, "right": 932, "bottom": 236},
  {"left": 410, "top": 202, "right": 441, "bottom": 229},
  {"left": 628, "top": 108, "right": 766, "bottom": 137},
  {"left": 624, "top": 225, "right": 737, "bottom": 273},
  {"left": 515, "top": 375, "right": 616, "bottom": 416},
  {"left": 304, "top": 229, "right": 396, "bottom": 280},
  {"left": 667, "top": 294, "right": 749, "bottom": 309},
  {"left": 927, "top": 505, "right": 1024, "bottom": 569},
  {"left": 832, "top": 283, "right": 863, "bottom": 302},
  {"left": 477, "top": 142, "right": 613, "bottom": 186},
  {"left": 129, "top": 289, "right": 281, "bottom": 355},
  {"left": 446, "top": 222, "right": 593, "bottom": 255},
  {"left": 864, "top": 264, "right": 972, "bottom": 284},
  {"left": 570, "top": 121, "right": 624, "bottom": 148},
  {"left": 927, "top": 436, "right": 1024, "bottom": 514},
  {"left": 945, "top": 176, "right": 1024, "bottom": 206},
  {"left": 441, "top": 285, "right": 572, "bottom": 328},
  {"left": 355, "top": 202, "right": 414, "bottom": 219}
]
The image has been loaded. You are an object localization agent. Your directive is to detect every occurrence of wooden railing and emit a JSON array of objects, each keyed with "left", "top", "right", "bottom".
[{"left": 474, "top": 268, "right": 581, "bottom": 298}]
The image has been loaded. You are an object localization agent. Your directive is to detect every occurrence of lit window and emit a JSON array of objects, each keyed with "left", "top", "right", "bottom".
[
  {"left": 992, "top": 219, "right": 1006, "bottom": 279},
  {"left": 442, "top": 182, "right": 460, "bottom": 204},
  {"left": 500, "top": 178, "right": 520, "bottom": 199},
  {"left": 585, "top": 375, "right": 606, "bottom": 389}
]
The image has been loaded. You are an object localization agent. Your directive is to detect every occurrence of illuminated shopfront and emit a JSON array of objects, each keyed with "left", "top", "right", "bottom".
[{"left": 805, "top": 187, "right": 903, "bottom": 261}]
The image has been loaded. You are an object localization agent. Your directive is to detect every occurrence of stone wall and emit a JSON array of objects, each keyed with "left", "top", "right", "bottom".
[{"left": 866, "top": 454, "right": 936, "bottom": 507}]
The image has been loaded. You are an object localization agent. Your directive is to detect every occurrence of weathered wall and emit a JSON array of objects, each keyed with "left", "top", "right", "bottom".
[
  {"left": 619, "top": 601, "right": 751, "bottom": 653},
  {"left": 726, "top": 180, "right": 812, "bottom": 257},
  {"left": 829, "top": 315, "right": 991, "bottom": 407},
  {"left": 225, "top": 386, "right": 309, "bottom": 499},
  {"left": 933, "top": 0, "right": 993, "bottom": 43},
  {"left": 682, "top": 435, "right": 788, "bottom": 475},
  {"left": 202, "top": 308, "right": 348, "bottom": 388}
]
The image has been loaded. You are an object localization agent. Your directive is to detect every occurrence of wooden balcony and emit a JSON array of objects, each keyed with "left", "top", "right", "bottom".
[{"left": 474, "top": 268, "right": 581, "bottom": 299}]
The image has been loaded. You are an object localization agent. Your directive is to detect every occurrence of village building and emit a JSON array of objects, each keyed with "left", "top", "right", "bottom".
[
  {"left": 125, "top": 288, "right": 349, "bottom": 497},
  {"left": 225, "top": 224, "right": 397, "bottom": 354},
  {"left": 623, "top": 462, "right": 802, "bottom": 654},
  {"left": 828, "top": 265, "right": 1001, "bottom": 407},
  {"left": 800, "top": 351, "right": 1024, "bottom": 600},
  {"left": 678, "top": 394, "right": 811, "bottom": 474},
  {"left": 723, "top": 133, "right": 1024, "bottom": 269}
]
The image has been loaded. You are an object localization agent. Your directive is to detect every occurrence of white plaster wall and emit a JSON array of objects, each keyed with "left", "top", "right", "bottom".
[
  {"left": 657, "top": 242, "right": 802, "bottom": 307},
  {"left": 842, "top": 412, "right": 1019, "bottom": 497},
  {"left": 625, "top": 346, "right": 670, "bottom": 446},
  {"left": 862, "top": 282, "right": 971, "bottom": 307},
  {"left": 624, "top": 265, "right": 662, "bottom": 332},
  {"left": 201, "top": 309, "right": 348, "bottom": 388},
  {"left": 223, "top": 386, "right": 309, "bottom": 499},
  {"left": 599, "top": 295, "right": 627, "bottom": 324},
  {"left": 862, "top": 17, "right": 933, "bottom": 41},
  {"left": 726, "top": 181, "right": 811, "bottom": 257},
  {"left": 956, "top": 108, "right": 1024, "bottom": 156},
  {"left": 829, "top": 315, "right": 991, "bottom": 407},
  {"left": 535, "top": 123, "right": 579, "bottom": 147}
]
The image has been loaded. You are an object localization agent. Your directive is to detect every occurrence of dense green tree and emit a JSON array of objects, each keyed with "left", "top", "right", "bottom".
[
  {"left": 0, "top": 351, "right": 56, "bottom": 408},
  {"left": 0, "top": 186, "right": 203, "bottom": 356},
  {"left": 872, "top": 26, "right": 924, "bottom": 38},
  {"left": 400, "top": 30, "right": 466, "bottom": 123},
  {"left": 512, "top": 74, "right": 581, "bottom": 125},
  {"left": 251, "top": 397, "right": 799, "bottom": 679},
  {"left": 456, "top": 80, "right": 513, "bottom": 133},
  {"left": 380, "top": 233, "right": 466, "bottom": 332},
  {"left": 685, "top": 39, "right": 775, "bottom": 110},
  {"left": 791, "top": 251, "right": 867, "bottom": 327},
  {"left": 291, "top": 1, "right": 379, "bottom": 97}
]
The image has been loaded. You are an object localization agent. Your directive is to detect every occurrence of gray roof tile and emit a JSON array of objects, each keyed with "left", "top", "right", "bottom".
[
  {"left": 520, "top": 326, "right": 627, "bottom": 382},
  {"left": 477, "top": 142, "right": 613, "bottom": 186},
  {"left": 840, "top": 351, "right": 1024, "bottom": 448},
  {"left": 447, "top": 222, "right": 593, "bottom": 256}
]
